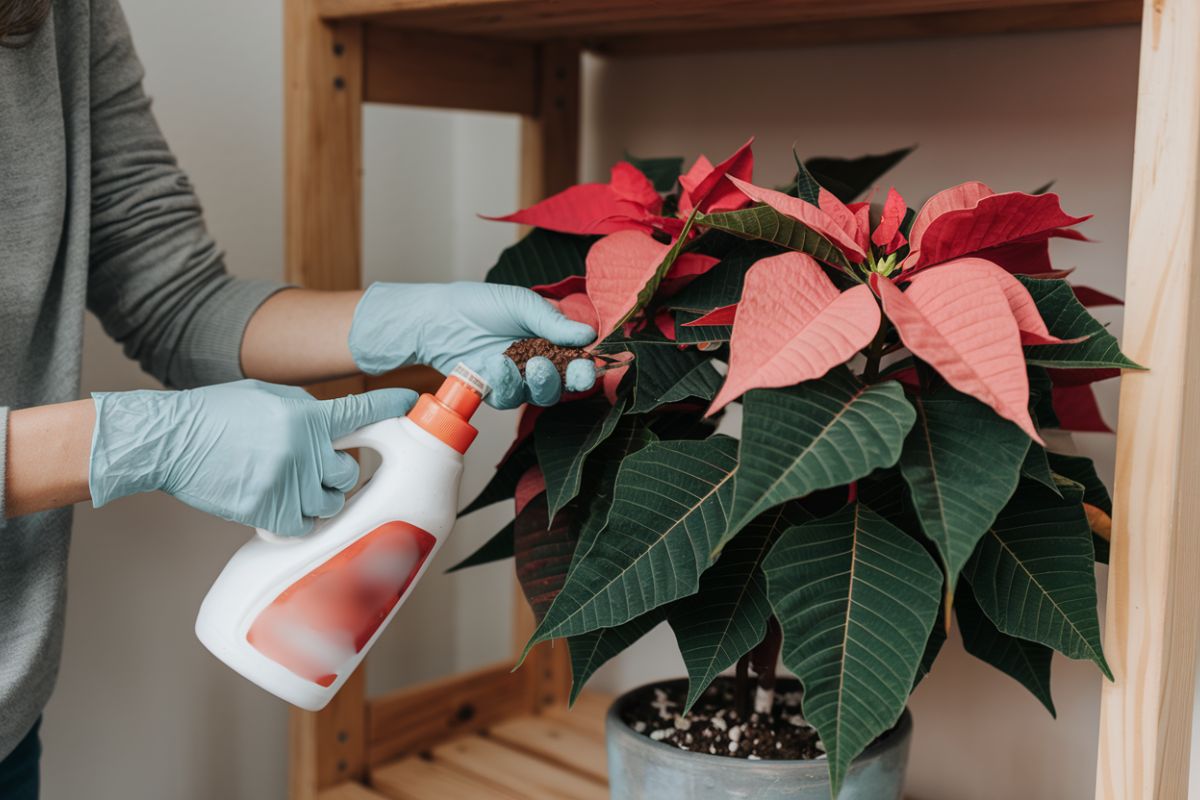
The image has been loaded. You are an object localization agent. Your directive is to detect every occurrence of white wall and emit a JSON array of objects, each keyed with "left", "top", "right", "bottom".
[{"left": 42, "top": 3, "right": 1181, "bottom": 798}]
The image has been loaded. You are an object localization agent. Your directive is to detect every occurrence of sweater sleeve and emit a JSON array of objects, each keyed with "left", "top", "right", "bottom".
[{"left": 85, "top": 0, "right": 285, "bottom": 389}]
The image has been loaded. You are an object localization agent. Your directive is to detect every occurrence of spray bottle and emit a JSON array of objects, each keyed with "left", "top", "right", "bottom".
[{"left": 195, "top": 363, "right": 489, "bottom": 711}]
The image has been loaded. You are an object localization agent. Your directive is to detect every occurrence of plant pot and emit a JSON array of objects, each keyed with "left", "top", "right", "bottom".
[{"left": 605, "top": 678, "right": 912, "bottom": 800}]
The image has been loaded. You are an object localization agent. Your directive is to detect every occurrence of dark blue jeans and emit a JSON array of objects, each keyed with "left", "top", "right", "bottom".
[{"left": 0, "top": 719, "right": 40, "bottom": 800}]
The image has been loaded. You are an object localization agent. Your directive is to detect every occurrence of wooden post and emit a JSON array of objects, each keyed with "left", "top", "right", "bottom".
[
  {"left": 283, "top": 2, "right": 368, "bottom": 797},
  {"left": 1095, "top": 0, "right": 1200, "bottom": 797},
  {"left": 513, "top": 41, "right": 581, "bottom": 710}
]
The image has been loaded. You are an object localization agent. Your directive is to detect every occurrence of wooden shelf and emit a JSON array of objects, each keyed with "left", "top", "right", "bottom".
[
  {"left": 318, "top": 0, "right": 1140, "bottom": 53},
  {"left": 283, "top": 1, "right": 1200, "bottom": 798},
  {"left": 317, "top": 692, "right": 612, "bottom": 800}
]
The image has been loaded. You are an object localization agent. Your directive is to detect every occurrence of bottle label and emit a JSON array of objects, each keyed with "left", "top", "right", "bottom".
[{"left": 246, "top": 521, "right": 435, "bottom": 686}]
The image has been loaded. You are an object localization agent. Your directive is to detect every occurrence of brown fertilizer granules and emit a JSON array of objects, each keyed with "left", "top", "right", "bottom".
[{"left": 504, "top": 338, "right": 590, "bottom": 377}]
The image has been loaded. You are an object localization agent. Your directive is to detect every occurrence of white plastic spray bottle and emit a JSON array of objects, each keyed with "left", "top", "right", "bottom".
[{"left": 195, "top": 363, "right": 489, "bottom": 711}]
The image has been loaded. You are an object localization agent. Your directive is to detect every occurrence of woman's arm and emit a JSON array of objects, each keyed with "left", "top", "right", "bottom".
[
  {"left": 243, "top": 282, "right": 599, "bottom": 409},
  {"left": 239, "top": 289, "right": 362, "bottom": 384},
  {"left": 4, "top": 401, "right": 95, "bottom": 518},
  {"left": 4, "top": 386, "right": 417, "bottom": 532},
  {"left": 87, "top": 0, "right": 285, "bottom": 390},
  {"left": 85, "top": 0, "right": 595, "bottom": 403}
]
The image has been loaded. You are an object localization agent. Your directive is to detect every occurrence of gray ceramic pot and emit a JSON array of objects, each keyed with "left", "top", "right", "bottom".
[{"left": 606, "top": 678, "right": 912, "bottom": 800}]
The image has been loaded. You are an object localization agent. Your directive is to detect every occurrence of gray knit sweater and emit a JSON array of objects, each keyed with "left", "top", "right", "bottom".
[{"left": 0, "top": 0, "right": 282, "bottom": 759}]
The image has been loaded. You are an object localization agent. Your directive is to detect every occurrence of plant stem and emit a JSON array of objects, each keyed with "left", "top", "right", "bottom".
[
  {"left": 749, "top": 617, "right": 783, "bottom": 716},
  {"left": 862, "top": 319, "right": 888, "bottom": 383},
  {"left": 734, "top": 653, "right": 751, "bottom": 719}
]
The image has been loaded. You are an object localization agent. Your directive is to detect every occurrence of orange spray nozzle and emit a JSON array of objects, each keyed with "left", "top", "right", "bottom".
[{"left": 406, "top": 364, "right": 489, "bottom": 453}]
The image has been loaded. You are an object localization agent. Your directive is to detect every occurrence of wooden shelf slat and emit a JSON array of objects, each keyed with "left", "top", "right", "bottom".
[
  {"left": 366, "top": 662, "right": 535, "bottom": 766},
  {"left": 371, "top": 756, "right": 519, "bottom": 800},
  {"left": 318, "top": 783, "right": 394, "bottom": 800},
  {"left": 541, "top": 693, "right": 612, "bottom": 738},
  {"left": 317, "top": 0, "right": 1139, "bottom": 49},
  {"left": 592, "top": 0, "right": 1140, "bottom": 55},
  {"left": 489, "top": 716, "right": 609, "bottom": 784},
  {"left": 365, "top": 692, "right": 612, "bottom": 800},
  {"left": 432, "top": 735, "right": 608, "bottom": 800}
]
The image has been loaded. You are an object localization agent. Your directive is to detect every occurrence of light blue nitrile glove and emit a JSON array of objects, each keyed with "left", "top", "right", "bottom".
[
  {"left": 348, "top": 282, "right": 597, "bottom": 409},
  {"left": 89, "top": 380, "right": 418, "bottom": 536}
]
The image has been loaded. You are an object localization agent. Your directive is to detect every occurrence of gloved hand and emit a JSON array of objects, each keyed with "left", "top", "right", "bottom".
[
  {"left": 89, "top": 381, "right": 418, "bottom": 536},
  {"left": 348, "top": 282, "right": 597, "bottom": 409}
]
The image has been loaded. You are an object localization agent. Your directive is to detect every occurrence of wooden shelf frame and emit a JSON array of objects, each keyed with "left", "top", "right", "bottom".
[{"left": 281, "top": 2, "right": 1200, "bottom": 798}]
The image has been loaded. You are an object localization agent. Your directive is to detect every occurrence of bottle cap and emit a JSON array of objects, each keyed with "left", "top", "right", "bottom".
[{"left": 406, "top": 363, "right": 489, "bottom": 453}]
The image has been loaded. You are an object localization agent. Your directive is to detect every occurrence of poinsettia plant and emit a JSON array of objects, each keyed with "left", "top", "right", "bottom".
[{"left": 456, "top": 141, "right": 1136, "bottom": 796}]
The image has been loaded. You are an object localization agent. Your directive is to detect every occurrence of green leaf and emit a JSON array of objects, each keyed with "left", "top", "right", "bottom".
[
  {"left": 898, "top": 386, "right": 1028, "bottom": 588},
  {"left": 668, "top": 240, "right": 779, "bottom": 312},
  {"left": 656, "top": 361, "right": 723, "bottom": 407},
  {"left": 1028, "top": 366, "right": 1060, "bottom": 429},
  {"left": 647, "top": 411, "right": 717, "bottom": 443},
  {"left": 567, "top": 608, "right": 667, "bottom": 704},
  {"left": 696, "top": 205, "right": 850, "bottom": 269},
  {"left": 913, "top": 602, "right": 947, "bottom": 690},
  {"left": 764, "top": 502, "right": 941, "bottom": 795},
  {"left": 459, "top": 439, "right": 536, "bottom": 516},
  {"left": 1046, "top": 452, "right": 1112, "bottom": 564},
  {"left": 568, "top": 420, "right": 658, "bottom": 571},
  {"left": 624, "top": 342, "right": 714, "bottom": 413},
  {"left": 625, "top": 153, "right": 684, "bottom": 193},
  {"left": 486, "top": 228, "right": 593, "bottom": 288},
  {"left": 1017, "top": 277, "right": 1143, "bottom": 370},
  {"left": 1020, "top": 442, "right": 1061, "bottom": 496},
  {"left": 857, "top": 467, "right": 921, "bottom": 534},
  {"left": 962, "top": 483, "right": 1111, "bottom": 678},
  {"left": 726, "top": 368, "right": 915, "bottom": 548},
  {"left": 1046, "top": 453, "right": 1111, "bottom": 515},
  {"left": 532, "top": 436, "right": 739, "bottom": 642},
  {"left": 804, "top": 146, "right": 916, "bottom": 204},
  {"left": 668, "top": 503, "right": 811, "bottom": 712},
  {"left": 535, "top": 398, "right": 627, "bottom": 521},
  {"left": 446, "top": 520, "right": 514, "bottom": 573},
  {"left": 956, "top": 586, "right": 1056, "bottom": 716},
  {"left": 792, "top": 147, "right": 823, "bottom": 205}
]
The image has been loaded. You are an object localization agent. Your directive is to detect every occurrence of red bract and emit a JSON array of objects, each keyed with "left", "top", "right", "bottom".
[
  {"left": 902, "top": 182, "right": 1091, "bottom": 273},
  {"left": 871, "top": 188, "right": 908, "bottom": 253},
  {"left": 907, "top": 182, "right": 992, "bottom": 253},
  {"left": 584, "top": 230, "right": 673, "bottom": 341},
  {"left": 685, "top": 303, "right": 738, "bottom": 327},
  {"left": 659, "top": 252, "right": 721, "bottom": 297},
  {"left": 533, "top": 274, "right": 587, "bottom": 299},
  {"left": 551, "top": 292, "right": 599, "bottom": 332},
  {"left": 514, "top": 465, "right": 546, "bottom": 516},
  {"left": 486, "top": 162, "right": 672, "bottom": 236},
  {"left": 1046, "top": 368, "right": 1119, "bottom": 433},
  {"left": 708, "top": 253, "right": 880, "bottom": 414},
  {"left": 653, "top": 308, "right": 677, "bottom": 340},
  {"left": 872, "top": 263, "right": 1042, "bottom": 442},
  {"left": 984, "top": 266, "right": 1072, "bottom": 346},
  {"left": 1051, "top": 385, "right": 1112, "bottom": 433},
  {"left": 1073, "top": 285, "right": 1123, "bottom": 307},
  {"left": 678, "top": 138, "right": 755, "bottom": 214}
]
